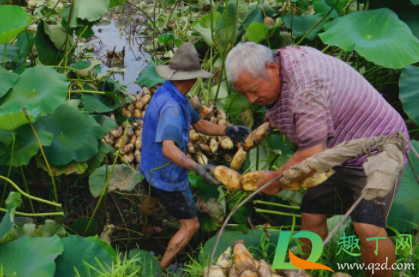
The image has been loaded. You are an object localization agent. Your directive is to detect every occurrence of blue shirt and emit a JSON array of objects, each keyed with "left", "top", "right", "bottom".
[{"left": 139, "top": 81, "right": 200, "bottom": 191}]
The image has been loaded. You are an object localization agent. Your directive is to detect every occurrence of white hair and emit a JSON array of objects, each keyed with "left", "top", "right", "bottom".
[{"left": 225, "top": 42, "right": 275, "bottom": 84}]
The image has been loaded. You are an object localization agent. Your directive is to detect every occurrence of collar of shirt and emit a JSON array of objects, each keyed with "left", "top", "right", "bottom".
[{"left": 164, "top": 81, "right": 188, "bottom": 106}]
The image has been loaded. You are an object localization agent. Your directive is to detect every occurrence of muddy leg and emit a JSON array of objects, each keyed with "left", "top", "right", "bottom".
[{"left": 160, "top": 217, "right": 200, "bottom": 269}]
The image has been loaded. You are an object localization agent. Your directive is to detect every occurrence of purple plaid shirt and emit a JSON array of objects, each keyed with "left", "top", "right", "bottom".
[{"left": 267, "top": 46, "right": 409, "bottom": 168}]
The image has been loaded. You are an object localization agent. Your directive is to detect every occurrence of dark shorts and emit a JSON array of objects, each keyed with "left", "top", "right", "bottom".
[
  {"left": 143, "top": 181, "right": 197, "bottom": 219},
  {"left": 300, "top": 166, "right": 403, "bottom": 228}
]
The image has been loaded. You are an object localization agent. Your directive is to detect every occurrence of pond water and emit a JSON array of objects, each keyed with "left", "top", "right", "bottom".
[{"left": 85, "top": 7, "right": 151, "bottom": 94}]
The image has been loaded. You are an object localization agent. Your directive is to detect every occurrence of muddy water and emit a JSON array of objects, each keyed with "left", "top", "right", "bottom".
[{"left": 88, "top": 8, "right": 150, "bottom": 94}]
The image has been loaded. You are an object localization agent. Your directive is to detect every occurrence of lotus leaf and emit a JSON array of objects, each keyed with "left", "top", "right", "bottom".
[
  {"left": 411, "top": 0, "right": 419, "bottom": 5},
  {"left": 0, "top": 111, "right": 34, "bottom": 131},
  {"left": 136, "top": 64, "right": 166, "bottom": 88},
  {"left": 0, "top": 192, "right": 22, "bottom": 241},
  {"left": 0, "top": 235, "right": 64, "bottom": 277},
  {"left": 0, "top": 65, "right": 69, "bottom": 117},
  {"left": 192, "top": 12, "right": 222, "bottom": 46},
  {"left": 81, "top": 91, "right": 121, "bottom": 113},
  {"left": 0, "top": 124, "right": 53, "bottom": 167},
  {"left": 89, "top": 164, "right": 143, "bottom": 197},
  {"left": 43, "top": 23, "right": 72, "bottom": 50},
  {"left": 313, "top": 0, "right": 347, "bottom": 19},
  {"left": 54, "top": 235, "right": 114, "bottom": 277},
  {"left": 63, "top": 0, "right": 110, "bottom": 28},
  {"left": 399, "top": 66, "right": 419, "bottom": 126},
  {"left": 0, "top": 67, "right": 17, "bottom": 99},
  {"left": 388, "top": 140, "right": 419, "bottom": 232},
  {"left": 0, "top": 129, "right": 12, "bottom": 146},
  {"left": 35, "top": 21, "right": 67, "bottom": 65},
  {"left": 283, "top": 13, "right": 326, "bottom": 40},
  {"left": 0, "top": 44, "right": 19, "bottom": 64},
  {"left": 36, "top": 157, "right": 88, "bottom": 176},
  {"left": 12, "top": 220, "right": 66, "bottom": 239},
  {"left": 110, "top": 0, "right": 125, "bottom": 8},
  {"left": 69, "top": 219, "right": 98, "bottom": 237},
  {"left": 0, "top": 5, "right": 32, "bottom": 44},
  {"left": 158, "top": 32, "right": 182, "bottom": 47},
  {"left": 319, "top": 8, "right": 419, "bottom": 69},
  {"left": 35, "top": 104, "right": 102, "bottom": 165},
  {"left": 245, "top": 22, "right": 270, "bottom": 43},
  {"left": 128, "top": 249, "right": 164, "bottom": 277},
  {"left": 86, "top": 142, "right": 113, "bottom": 174},
  {"left": 215, "top": 0, "right": 239, "bottom": 48},
  {"left": 399, "top": 9, "right": 419, "bottom": 40}
]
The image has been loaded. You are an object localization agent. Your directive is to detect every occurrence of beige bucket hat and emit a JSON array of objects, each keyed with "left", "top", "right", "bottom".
[{"left": 155, "top": 42, "right": 213, "bottom": 80}]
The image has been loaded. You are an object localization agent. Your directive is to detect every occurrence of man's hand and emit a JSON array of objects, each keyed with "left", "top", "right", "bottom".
[
  {"left": 256, "top": 171, "right": 282, "bottom": 195},
  {"left": 194, "top": 164, "right": 222, "bottom": 186},
  {"left": 225, "top": 126, "right": 251, "bottom": 143}
]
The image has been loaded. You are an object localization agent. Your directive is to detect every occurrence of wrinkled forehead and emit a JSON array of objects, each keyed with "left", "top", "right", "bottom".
[{"left": 233, "top": 70, "right": 260, "bottom": 92}]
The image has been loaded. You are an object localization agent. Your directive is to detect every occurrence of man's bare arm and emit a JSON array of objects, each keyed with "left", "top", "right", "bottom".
[
  {"left": 192, "top": 119, "right": 226, "bottom": 136},
  {"left": 162, "top": 140, "right": 197, "bottom": 171}
]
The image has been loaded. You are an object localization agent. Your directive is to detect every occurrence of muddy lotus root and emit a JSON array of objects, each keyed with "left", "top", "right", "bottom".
[
  {"left": 242, "top": 171, "right": 267, "bottom": 192},
  {"left": 244, "top": 122, "right": 272, "bottom": 151},
  {"left": 213, "top": 166, "right": 242, "bottom": 190},
  {"left": 281, "top": 170, "right": 334, "bottom": 191}
]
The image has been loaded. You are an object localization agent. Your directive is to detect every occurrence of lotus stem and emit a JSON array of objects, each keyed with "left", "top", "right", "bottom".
[
  {"left": 0, "top": 175, "right": 61, "bottom": 207},
  {"left": 84, "top": 120, "right": 129, "bottom": 236},
  {"left": 255, "top": 208, "right": 302, "bottom": 218},
  {"left": 23, "top": 108, "right": 59, "bottom": 205},
  {"left": 0, "top": 208, "right": 63, "bottom": 217},
  {"left": 253, "top": 200, "right": 300, "bottom": 210}
]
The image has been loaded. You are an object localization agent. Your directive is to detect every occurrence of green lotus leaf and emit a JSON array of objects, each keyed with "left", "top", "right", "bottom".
[
  {"left": 128, "top": 249, "right": 164, "bottom": 277},
  {"left": 215, "top": 0, "right": 239, "bottom": 48},
  {"left": 0, "top": 65, "right": 69, "bottom": 117},
  {"left": 35, "top": 104, "right": 102, "bottom": 165},
  {"left": 0, "top": 67, "right": 18, "bottom": 99},
  {"left": 283, "top": 13, "right": 326, "bottom": 40},
  {"left": 0, "top": 5, "right": 32, "bottom": 44},
  {"left": 245, "top": 22, "right": 270, "bottom": 43},
  {"left": 399, "top": 66, "right": 419, "bottom": 126},
  {"left": 192, "top": 12, "right": 222, "bottom": 46},
  {"left": 54, "top": 235, "right": 114, "bottom": 277},
  {"left": 43, "top": 22, "right": 72, "bottom": 50},
  {"left": 0, "top": 192, "right": 22, "bottom": 241},
  {"left": 12, "top": 220, "right": 66, "bottom": 239},
  {"left": 388, "top": 140, "right": 419, "bottom": 232},
  {"left": 313, "top": 0, "right": 347, "bottom": 19},
  {"left": 136, "top": 64, "right": 166, "bottom": 88},
  {"left": 89, "top": 164, "right": 143, "bottom": 197},
  {"left": 63, "top": 0, "right": 110, "bottom": 28},
  {"left": 0, "top": 124, "right": 53, "bottom": 167},
  {"left": 411, "top": 0, "right": 419, "bottom": 5},
  {"left": 0, "top": 110, "right": 34, "bottom": 131},
  {"left": 399, "top": 9, "right": 419, "bottom": 40},
  {"left": 319, "top": 8, "right": 419, "bottom": 69},
  {"left": 0, "top": 235, "right": 64, "bottom": 277},
  {"left": 35, "top": 21, "right": 67, "bottom": 65},
  {"left": 110, "top": 0, "right": 125, "bottom": 8},
  {"left": 81, "top": 91, "right": 122, "bottom": 113},
  {"left": 92, "top": 115, "right": 117, "bottom": 138},
  {"left": 86, "top": 142, "right": 113, "bottom": 174},
  {"left": 0, "top": 129, "right": 13, "bottom": 146}
]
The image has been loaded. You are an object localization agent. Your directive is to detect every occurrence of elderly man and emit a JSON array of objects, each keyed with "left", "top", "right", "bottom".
[
  {"left": 140, "top": 42, "right": 249, "bottom": 269},
  {"left": 226, "top": 42, "right": 408, "bottom": 277}
]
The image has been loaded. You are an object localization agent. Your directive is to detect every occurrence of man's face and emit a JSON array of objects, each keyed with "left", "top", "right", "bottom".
[{"left": 233, "top": 62, "right": 281, "bottom": 106}]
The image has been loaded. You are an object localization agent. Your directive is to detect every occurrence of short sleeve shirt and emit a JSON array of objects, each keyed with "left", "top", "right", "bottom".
[
  {"left": 140, "top": 81, "right": 200, "bottom": 191},
  {"left": 266, "top": 46, "right": 409, "bottom": 168}
]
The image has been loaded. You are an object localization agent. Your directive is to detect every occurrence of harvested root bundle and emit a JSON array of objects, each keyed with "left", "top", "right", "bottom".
[
  {"left": 204, "top": 265, "right": 227, "bottom": 277},
  {"left": 256, "top": 260, "right": 273, "bottom": 277},
  {"left": 230, "top": 144, "right": 247, "bottom": 171},
  {"left": 281, "top": 170, "right": 334, "bottom": 191},
  {"left": 213, "top": 166, "right": 242, "bottom": 190},
  {"left": 197, "top": 152, "right": 209, "bottom": 165},
  {"left": 242, "top": 171, "right": 267, "bottom": 192},
  {"left": 244, "top": 122, "right": 272, "bottom": 151},
  {"left": 221, "top": 137, "right": 234, "bottom": 150},
  {"left": 240, "top": 271, "right": 258, "bottom": 277},
  {"left": 217, "top": 247, "right": 233, "bottom": 272}
]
